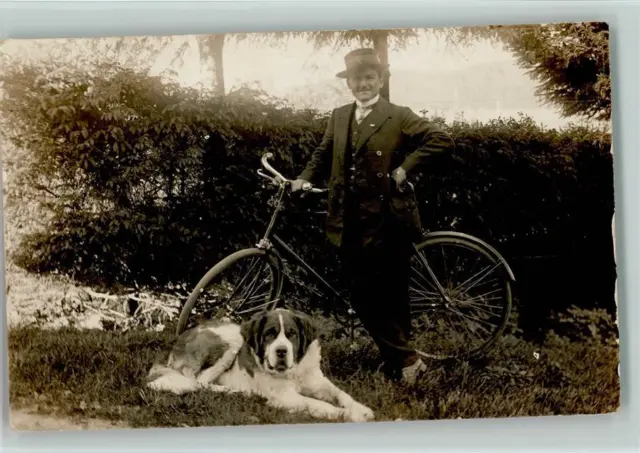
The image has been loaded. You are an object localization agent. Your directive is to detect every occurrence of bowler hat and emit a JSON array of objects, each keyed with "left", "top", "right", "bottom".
[{"left": 335, "top": 48, "right": 389, "bottom": 78}]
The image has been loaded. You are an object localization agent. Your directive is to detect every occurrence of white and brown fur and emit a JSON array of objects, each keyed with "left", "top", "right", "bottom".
[{"left": 146, "top": 308, "right": 375, "bottom": 423}]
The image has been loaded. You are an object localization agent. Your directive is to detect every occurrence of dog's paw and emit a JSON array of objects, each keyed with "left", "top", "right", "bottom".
[{"left": 347, "top": 402, "right": 375, "bottom": 422}]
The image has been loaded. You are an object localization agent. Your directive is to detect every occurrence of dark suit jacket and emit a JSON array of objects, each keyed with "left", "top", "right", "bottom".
[{"left": 298, "top": 97, "right": 455, "bottom": 248}]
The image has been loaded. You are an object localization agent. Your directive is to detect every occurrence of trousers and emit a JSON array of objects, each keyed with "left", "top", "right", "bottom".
[{"left": 339, "top": 205, "right": 418, "bottom": 377}]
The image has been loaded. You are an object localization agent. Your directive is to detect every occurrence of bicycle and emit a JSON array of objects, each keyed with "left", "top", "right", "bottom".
[{"left": 175, "top": 152, "right": 516, "bottom": 360}]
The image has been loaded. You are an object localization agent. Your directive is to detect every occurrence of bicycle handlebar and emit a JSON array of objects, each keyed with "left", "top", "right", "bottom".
[{"left": 259, "top": 153, "right": 327, "bottom": 194}]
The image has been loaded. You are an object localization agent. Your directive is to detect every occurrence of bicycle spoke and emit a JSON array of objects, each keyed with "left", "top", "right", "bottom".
[
  {"left": 410, "top": 294, "right": 443, "bottom": 303},
  {"left": 408, "top": 236, "right": 512, "bottom": 360},
  {"left": 448, "top": 304, "right": 497, "bottom": 331},
  {"left": 226, "top": 257, "right": 263, "bottom": 301},
  {"left": 188, "top": 253, "right": 278, "bottom": 327},
  {"left": 457, "top": 250, "right": 481, "bottom": 286},
  {"left": 454, "top": 298, "right": 502, "bottom": 318},
  {"left": 410, "top": 302, "right": 445, "bottom": 312},
  {"left": 458, "top": 276, "right": 502, "bottom": 296},
  {"left": 234, "top": 262, "right": 269, "bottom": 307},
  {"left": 445, "top": 307, "right": 483, "bottom": 344},
  {"left": 235, "top": 288, "right": 270, "bottom": 309},
  {"left": 444, "top": 311, "right": 488, "bottom": 348},
  {"left": 453, "top": 261, "right": 502, "bottom": 295},
  {"left": 409, "top": 276, "right": 440, "bottom": 299},
  {"left": 455, "top": 287, "right": 504, "bottom": 306},
  {"left": 235, "top": 299, "right": 275, "bottom": 315},
  {"left": 411, "top": 254, "right": 441, "bottom": 292}
]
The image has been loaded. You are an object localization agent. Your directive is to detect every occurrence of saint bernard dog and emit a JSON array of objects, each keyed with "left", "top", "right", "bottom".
[{"left": 146, "top": 308, "right": 375, "bottom": 423}]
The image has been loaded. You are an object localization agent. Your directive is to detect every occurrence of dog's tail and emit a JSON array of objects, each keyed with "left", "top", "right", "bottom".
[{"left": 146, "top": 363, "right": 200, "bottom": 395}]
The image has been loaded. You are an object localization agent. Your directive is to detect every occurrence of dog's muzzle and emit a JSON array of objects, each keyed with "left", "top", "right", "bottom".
[{"left": 267, "top": 345, "right": 291, "bottom": 372}]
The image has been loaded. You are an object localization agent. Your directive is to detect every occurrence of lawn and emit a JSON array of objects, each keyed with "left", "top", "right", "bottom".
[{"left": 6, "top": 313, "right": 620, "bottom": 429}]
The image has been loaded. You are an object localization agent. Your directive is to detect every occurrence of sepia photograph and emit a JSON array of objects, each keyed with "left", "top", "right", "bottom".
[{"left": 1, "top": 22, "right": 619, "bottom": 431}]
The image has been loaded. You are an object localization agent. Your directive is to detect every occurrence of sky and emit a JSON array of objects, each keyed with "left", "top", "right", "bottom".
[
  {"left": 2, "top": 28, "right": 599, "bottom": 128},
  {"left": 148, "top": 30, "right": 515, "bottom": 93}
]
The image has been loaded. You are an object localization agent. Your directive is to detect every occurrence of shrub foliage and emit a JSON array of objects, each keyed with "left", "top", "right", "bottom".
[{"left": 1, "top": 62, "right": 616, "bottom": 328}]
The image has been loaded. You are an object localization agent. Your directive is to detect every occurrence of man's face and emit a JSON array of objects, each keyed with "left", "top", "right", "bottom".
[{"left": 346, "top": 67, "right": 383, "bottom": 103}]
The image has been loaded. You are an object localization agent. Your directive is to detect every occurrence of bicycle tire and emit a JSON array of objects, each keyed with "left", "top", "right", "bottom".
[
  {"left": 410, "top": 233, "right": 513, "bottom": 360},
  {"left": 175, "top": 248, "right": 283, "bottom": 336}
]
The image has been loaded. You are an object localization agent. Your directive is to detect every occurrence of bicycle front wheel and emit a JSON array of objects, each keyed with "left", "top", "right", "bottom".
[
  {"left": 175, "top": 248, "right": 283, "bottom": 336},
  {"left": 409, "top": 234, "right": 513, "bottom": 360}
]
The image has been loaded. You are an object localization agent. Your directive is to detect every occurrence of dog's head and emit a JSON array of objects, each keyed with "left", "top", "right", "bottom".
[{"left": 240, "top": 308, "right": 317, "bottom": 374}]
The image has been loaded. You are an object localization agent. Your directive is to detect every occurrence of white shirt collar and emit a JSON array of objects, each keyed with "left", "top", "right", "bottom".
[{"left": 355, "top": 94, "right": 380, "bottom": 109}]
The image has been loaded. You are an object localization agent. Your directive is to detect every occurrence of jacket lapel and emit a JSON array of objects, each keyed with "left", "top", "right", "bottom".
[
  {"left": 355, "top": 98, "right": 391, "bottom": 152},
  {"left": 333, "top": 102, "right": 355, "bottom": 169}
]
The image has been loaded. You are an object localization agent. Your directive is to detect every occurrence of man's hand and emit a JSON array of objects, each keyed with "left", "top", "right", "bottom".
[
  {"left": 391, "top": 167, "right": 407, "bottom": 187},
  {"left": 291, "top": 178, "right": 311, "bottom": 192}
]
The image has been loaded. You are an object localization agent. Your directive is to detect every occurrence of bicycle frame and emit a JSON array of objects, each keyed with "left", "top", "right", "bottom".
[
  {"left": 254, "top": 154, "right": 452, "bottom": 317},
  {"left": 254, "top": 178, "right": 351, "bottom": 310},
  {"left": 177, "top": 153, "right": 516, "bottom": 358},
  {"left": 253, "top": 152, "right": 518, "bottom": 321}
]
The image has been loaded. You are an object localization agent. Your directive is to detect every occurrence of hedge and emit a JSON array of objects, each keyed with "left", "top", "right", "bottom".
[{"left": 1, "top": 63, "right": 616, "bottom": 333}]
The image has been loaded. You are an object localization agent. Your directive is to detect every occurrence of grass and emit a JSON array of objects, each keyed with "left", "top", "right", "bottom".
[{"left": 7, "top": 315, "right": 620, "bottom": 429}]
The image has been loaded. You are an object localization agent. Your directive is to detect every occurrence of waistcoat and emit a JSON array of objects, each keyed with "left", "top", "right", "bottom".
[{"left": 343, "top": 110, "right": 370, "bottom": 197}]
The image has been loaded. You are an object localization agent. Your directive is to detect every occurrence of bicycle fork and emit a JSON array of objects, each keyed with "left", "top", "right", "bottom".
[{"left": 412, "top": 243, "right": 453, "bottom": 306}]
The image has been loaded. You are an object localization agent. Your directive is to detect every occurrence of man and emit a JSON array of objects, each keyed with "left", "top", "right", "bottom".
[{"left": 291, "top": 48, "right": 455, "bottom": 384}]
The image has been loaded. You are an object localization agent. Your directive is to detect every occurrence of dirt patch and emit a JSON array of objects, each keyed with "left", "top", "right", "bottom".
[
  {"left": 9, "top": 406, "right": 128, "bottom": 432},
  {"left": 5, "top": 263, "right": 180, "bottom": 333}
]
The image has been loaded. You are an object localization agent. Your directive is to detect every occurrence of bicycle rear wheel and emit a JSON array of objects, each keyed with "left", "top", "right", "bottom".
[
  {"left": 175, "top": 248, "right": 283, "bottom": 336},
  {"left": 409, "top": 233, "right": 513, "bottom": 360}
]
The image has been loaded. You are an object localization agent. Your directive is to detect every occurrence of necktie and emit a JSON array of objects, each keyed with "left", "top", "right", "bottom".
[
  {"left": 355, "top": 95, "right": 378, "bottom": 124},
  {"left": 355, "top": 106, "right": 370, "bottom": 124}
]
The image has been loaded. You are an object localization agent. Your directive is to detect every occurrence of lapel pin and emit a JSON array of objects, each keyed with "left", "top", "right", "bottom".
[{"left": 370, "top": 123, "right": 375, "bottom": 127}]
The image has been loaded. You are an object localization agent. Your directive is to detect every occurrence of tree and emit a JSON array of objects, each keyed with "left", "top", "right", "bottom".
[
  {"left": 272, "top": 28, "right": 420, "bottom": 101},
  {"left": 61, "top": 27, "right": 484, "bottom": 102},
  {"left": 505, "top": 22, "right": 610, "bottom": 122},
  {"left": 372, "top": 31, "right": 391, "bottom": 100},
  {"left": 291, "top": 23, "right": 610, "bottom": 119},
  {"left": 443, "top": 22, "right": 611, "bottom": 122},
  {"left": 134, "top": 32, "right": 245, "bottom": 96},
  {"left": 182, "top": 29, "right": 420, "bottom": 100},
  {"left": 195, "top": 34, "right": 226, "bottom": 95},
  {"left": 45, "top": 34, "right": 230, "bottom": 95},
  {"left": 306, "top": 28, "right": 420, "bottom": 101},
  {"left": 3, "top": 22, "right": 610, "bottom": 118}
]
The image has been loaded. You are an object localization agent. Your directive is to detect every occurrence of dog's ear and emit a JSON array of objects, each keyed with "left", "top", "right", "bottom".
[
  {"left": 294, "top": 312, "right": 318, "bottom": 360},
  {"left": 240, "top": 312, "right": 266, "bottom": 356}
]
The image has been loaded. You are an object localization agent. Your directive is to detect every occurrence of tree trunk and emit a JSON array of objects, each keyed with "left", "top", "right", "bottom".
[
  {"left": 372, "top": 31, "right": 390, "bottom": 101},
  {"left": 211, "top": 34, "right": 226, "bottom": 96},
  {"left": 198, "top": 34, "right": 227, "bottom": 96}
]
